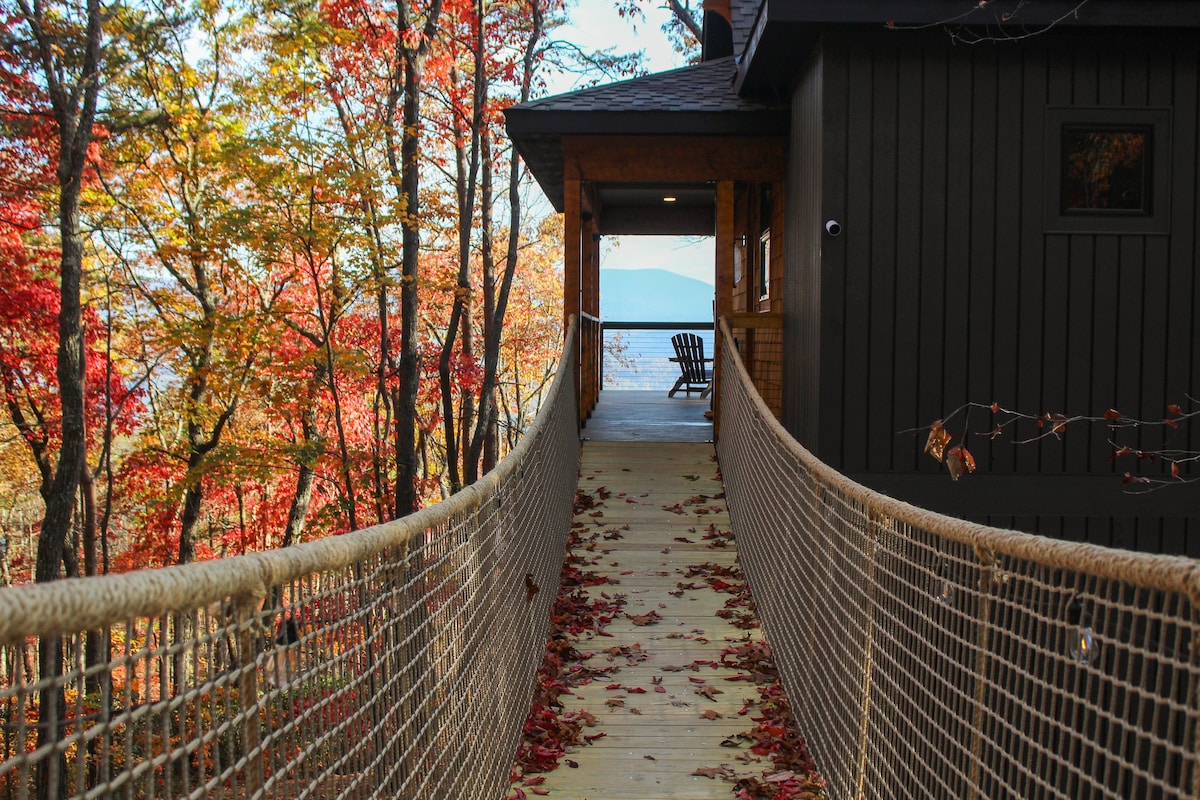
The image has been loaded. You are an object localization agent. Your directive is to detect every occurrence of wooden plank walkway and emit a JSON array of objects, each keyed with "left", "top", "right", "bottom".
[
  {"left": 581, "top": 390, "right": 712, "bottom": 443},
  {"left": 524, "top": 441, "right": 778, "bottom": 799}
]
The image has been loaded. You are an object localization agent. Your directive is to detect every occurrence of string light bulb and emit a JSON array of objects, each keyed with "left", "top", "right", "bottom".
[{"left": 1067, "top": 597, "right": 1095, "bottom": 666}]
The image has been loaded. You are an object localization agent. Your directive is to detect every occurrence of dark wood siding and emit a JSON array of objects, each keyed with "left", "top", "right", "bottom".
[
  {"left": 783, "top": 44, "right": 824, "bottom": 445},
  {"left": 785, "top": 32, "right": 1200, "bottom": 553}
]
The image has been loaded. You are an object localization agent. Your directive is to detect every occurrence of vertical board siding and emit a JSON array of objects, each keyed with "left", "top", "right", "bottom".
[
  {"left": 1014, "top": 47, "right": 1048, "bottom": 483},
  {"left": 1172, "top": 51, "right": 1200, "bottom": 468},
  {"left": 991, "top": 54, "right": 1023, "bottom": 477},
  {"left": 782, "top": 44, "right": 827, "bottom": 452},
  {"left": 892, "top": 54, "right": 924, "bottom": 472},
  {"left": 800, "top": 33, "right": 1200, "bottom": 553},
  {"left": 818, "top": 46, "right": 848, "bottom": 464},
  {"left": 917, "top": 48, "right": 949, "bottom": 481},
  {"left": 841, "top": 49, "right": 875, "bottom": 471},
  {"left": 867, "top": 47, "right": 899, "bottom": 474},
  {"left": 966, "top": 48, "right": 999, "bottom": 470}
]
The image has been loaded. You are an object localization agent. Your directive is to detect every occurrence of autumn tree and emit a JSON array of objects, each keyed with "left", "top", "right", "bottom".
[
  {"left": 3, "top": 0, "right": 98, "bottom": 603},
  {"left": 427, "top": 0, "right": 485, "bottom": 493},
  {"left": 1, "top": 0, "right": 160, "bottom": 792},
  {"left": 239, "top": 129, "right": 371, "bottom": 548},
  {"left": 493, "top": 214, "right": 565, "bottom": 450},
  {"left": 462, "top": 0, "right": 549, "bottom": 482},
  {"left": 94, "top": 4, "right": 278, "bottom": 564},
  {"left": 0, "top": 0, "right": 609, "bottom": 584}
]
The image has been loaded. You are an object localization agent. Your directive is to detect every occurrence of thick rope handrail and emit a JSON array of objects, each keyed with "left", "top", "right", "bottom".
[
  {"left": 0, "top": 316, "right": 581, "bottom": 644},
  {"left": 0, "top": 317, "right": 580, "bottom": 800},
  {"left": 716, "top": 315, "right": 1200, "bottom": 800},
  {"left": 717, "top": 317, "right": 1200, "bottom": 598}
]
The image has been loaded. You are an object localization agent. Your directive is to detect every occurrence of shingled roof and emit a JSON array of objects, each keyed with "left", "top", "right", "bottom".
[
  {"left": 508, "top": 57, "right": 781, "bottom": 126},
  {"left": 730, "top": 0, "right": 760, "bottom": 56},
  {"left": 505, "top": 56, "right": 786, "bottom": 211}
]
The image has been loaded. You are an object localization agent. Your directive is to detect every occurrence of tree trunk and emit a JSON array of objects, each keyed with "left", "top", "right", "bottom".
[
  {"left": 178, "top": 437, "right": 205, "bottom": 565},
  {"left": 373, "top": 276, "right": 393, "bottom": 524},
  {"left": 24, "top": 0, "right": 104, "bottom": 790},
  {"left": 394, "top": 48, "right": 425, "bottom": 517},
  {"left": 328, "top": 343, "right": 361, "bottom": 533},
  {"left": 281, "top": 372, "right": 323, "bottom": 548},
  {"left": 466, "top": 1, "right": 542, "bottom": 480}
]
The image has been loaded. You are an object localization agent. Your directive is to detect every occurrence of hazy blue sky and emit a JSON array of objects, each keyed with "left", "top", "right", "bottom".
[{"left": 600, "top": 236, "right": 715, "bottom": 285}]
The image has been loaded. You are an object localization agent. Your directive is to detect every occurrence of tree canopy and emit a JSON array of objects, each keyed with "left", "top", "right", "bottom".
[{"left": 0, "top": 0, "right": 671, "bottom": 582}]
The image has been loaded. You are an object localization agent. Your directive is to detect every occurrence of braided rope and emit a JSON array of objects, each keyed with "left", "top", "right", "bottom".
[
  {"left": 717, "top": 316, "right": 1200, "bottom": 800},
  {"left": 0, "top": 319, "right": 581, "bottom": 800}
]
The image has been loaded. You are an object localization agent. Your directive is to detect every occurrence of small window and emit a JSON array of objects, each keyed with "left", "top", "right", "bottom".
[
  {"left": 758, "top": 184, "right": 772, "bottom": 302},
  {"left": 1062, "top": 127, "right": 1149, "bottom": 212},
  {"left": 1045, "top": 108, "right": 1170, "bottom": 234}
]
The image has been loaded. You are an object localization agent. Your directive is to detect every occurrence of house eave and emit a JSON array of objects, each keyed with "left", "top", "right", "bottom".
[
  {"left": 504, "top": 66, "right": 787, "bottom": 212},
  {"left": 735, "top": 0, "right": 1200, "bottom": 95}
]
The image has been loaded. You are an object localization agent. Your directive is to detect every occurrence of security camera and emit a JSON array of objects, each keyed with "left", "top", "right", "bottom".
[{"left": 825, "top": 220, "right": 842, "bottom": 237}]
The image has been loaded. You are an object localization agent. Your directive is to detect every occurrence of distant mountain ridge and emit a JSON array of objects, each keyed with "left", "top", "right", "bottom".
[{"left": 599, "top": 268, "right": 713, "bottom": 322}]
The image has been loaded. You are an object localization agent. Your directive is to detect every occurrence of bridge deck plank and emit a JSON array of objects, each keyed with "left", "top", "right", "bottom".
[{"left": 521, "top": 441, "right": 780, "bottom": 800}]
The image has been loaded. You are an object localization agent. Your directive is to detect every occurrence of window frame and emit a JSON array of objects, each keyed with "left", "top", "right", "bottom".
[
  {"left": 757, "top": 183, "right": 772, "bottom": 303},
  {"left": 1043, "top": 107, "right": 1171, "bottom": 235}
]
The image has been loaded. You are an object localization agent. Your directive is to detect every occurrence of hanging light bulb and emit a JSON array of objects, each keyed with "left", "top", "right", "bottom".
[
  {"left": 1067, "top": 597, "right": 1095, "bottom": 666},
  {"left": 1072, "top": 626, "right": 1095, "bottom": 666},
  {"left": 934, "top": 558, "right": 953, "bottom": 607}
]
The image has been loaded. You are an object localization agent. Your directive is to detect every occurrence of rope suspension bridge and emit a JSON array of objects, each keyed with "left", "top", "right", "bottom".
[{"left": 3, "top": 318, "right": 1199, "bottom": 800}]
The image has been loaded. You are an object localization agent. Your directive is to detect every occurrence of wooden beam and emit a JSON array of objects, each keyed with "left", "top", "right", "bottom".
[
  {"left": 714, "top": 180, "right": 735, "bottom": 440},
  {"left": 564, "top": 178, "right": 583, "bottom": 426},
  {"left": 599, "top": 206, "right": 716, "bottom": 236},
  {"left": 583, "top": 218, "right": 600, "bottom": 318},
  {"left": 563, "top": 177, "right": 582, "bottom": 332},
  {"left": 581, "top": 218, "right": 601, "bottom": 418},
  {"left": 728, "top": 312, "right": 783, "bottom": 329},
  {"left": 563, "top": 136, "right": 785, "bottom": 183}
]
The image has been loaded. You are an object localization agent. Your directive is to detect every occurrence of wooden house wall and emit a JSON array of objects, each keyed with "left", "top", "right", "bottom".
[
  {"left": 732, "top": 181, "right": 786, "bottom": 418},
  {"left": 733, "top": 187, "right": 751, "bottom": 314},
  {"left": 783, "top": 43, "right": 825, "bottom": 451},
  {"left": 756, "top": 180, "right": 786, "bottom": 417},
  {"left": 783, "top": 33, "right": 1200, "bottom": 554}
]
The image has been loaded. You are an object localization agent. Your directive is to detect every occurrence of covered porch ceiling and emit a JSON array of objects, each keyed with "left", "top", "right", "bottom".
[
  {"left": 593, "top": 182, "right": 716, "bottom": 236},
  {"left": 503, "top": 55, "right": 788, "bottom": 430}
]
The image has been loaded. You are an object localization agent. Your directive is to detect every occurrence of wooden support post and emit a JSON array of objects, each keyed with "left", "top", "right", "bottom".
[
  {"left": 585, "top": 218, "right": 602, "bottom": 417},
  {"left": 564, "top": 178, "right": 582, "bottom": 333},
  {"left": 714, "top": 180, "right": 736, "bottom": 439},
  {"left": 564, "top": 178, "right": 583, "bottom": 426}
]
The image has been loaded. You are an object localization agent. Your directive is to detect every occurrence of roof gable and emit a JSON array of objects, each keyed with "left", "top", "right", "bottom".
[{"left": 505, "top": 57, "right": 786, "bottom": 210}]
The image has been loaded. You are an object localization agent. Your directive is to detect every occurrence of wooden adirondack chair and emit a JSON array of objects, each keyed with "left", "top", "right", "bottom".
[{"left": 668, "top": 332, "right": 713, "bottom": 398}]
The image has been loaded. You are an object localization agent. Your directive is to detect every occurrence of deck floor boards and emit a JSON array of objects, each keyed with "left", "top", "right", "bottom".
[
  {"left": 581, "top": 390, "right": 712, "bottom": 443},
  {"left": 524, "top": 440, "right": 775, "bottom": 800}
]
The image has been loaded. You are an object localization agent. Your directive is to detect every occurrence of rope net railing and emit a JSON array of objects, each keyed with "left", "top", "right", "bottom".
[
  {"left": 715, "top": 317, "right": 1200, "bottom": 800},
  {"left": 0, "top": 320, "right": 581, "bottom": 800}
]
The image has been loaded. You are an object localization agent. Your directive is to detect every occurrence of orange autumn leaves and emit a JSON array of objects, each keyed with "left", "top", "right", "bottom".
[
  {"left": 924, "top": 400, "right": 1197, "bottom": 486},
  {"left": 924, "top": 420, "right": 976, "bottom": 481}
]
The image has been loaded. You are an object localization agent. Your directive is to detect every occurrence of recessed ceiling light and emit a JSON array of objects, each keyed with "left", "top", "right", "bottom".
[{"left": 663, "top": 196, "right": 677, "bottom": 203}]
